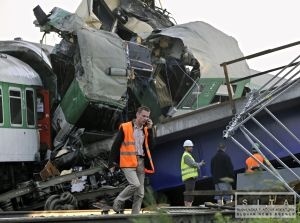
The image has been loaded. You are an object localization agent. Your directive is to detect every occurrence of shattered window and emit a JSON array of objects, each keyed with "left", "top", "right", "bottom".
[
  {"left": 127, "top": 42, "right": 153, "bottom": 71},
  {"left": 0, "top": 88, "right": 3, "bottom": 124},
  {"left": 26, "top": 89, "right": 35, "bottom": 126},
  {"left": 9, "top": 89, "right": 22, "bottom": 125}
]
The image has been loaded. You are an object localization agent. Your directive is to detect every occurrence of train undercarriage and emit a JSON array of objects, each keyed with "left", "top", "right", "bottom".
[{"left": 0, "top": 159, "right": 127, "bottom": 211}]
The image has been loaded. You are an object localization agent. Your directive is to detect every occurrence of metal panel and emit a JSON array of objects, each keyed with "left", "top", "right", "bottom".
[
  {"left": 237, "top": 168, "right": 300, "bottom": 190},
  {"left": 0, "top": 128, "right": 39, "bottom": 161}
]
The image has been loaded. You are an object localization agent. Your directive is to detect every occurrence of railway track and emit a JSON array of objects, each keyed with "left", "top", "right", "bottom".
[{"left": 0, "top": 207, "right": 235, "bottom": 223}]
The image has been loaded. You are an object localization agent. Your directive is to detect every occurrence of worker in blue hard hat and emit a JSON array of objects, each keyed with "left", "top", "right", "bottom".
[{"left": 180, "top": 139, "right": 205, "bottom": 207}]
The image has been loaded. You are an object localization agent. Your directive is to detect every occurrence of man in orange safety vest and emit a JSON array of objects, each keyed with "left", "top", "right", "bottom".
[{"left": 109, "top": 106, "right": 155, "bottom": 214}]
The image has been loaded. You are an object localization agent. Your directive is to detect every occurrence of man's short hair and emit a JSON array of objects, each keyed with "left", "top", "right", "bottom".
[{"left": 137, "top": 106, "right": 150, "bottom": 113}]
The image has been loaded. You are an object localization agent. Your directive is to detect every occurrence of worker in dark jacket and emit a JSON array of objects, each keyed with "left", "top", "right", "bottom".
[
  {"left": 108, "top": 106, "right": 155, "bottom": 214},
  {"left": 210, "top": 142, "right": 234, "bottom": 205}
]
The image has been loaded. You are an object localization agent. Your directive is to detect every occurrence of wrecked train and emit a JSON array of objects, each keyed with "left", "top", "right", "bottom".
[
  {"left": 0, "top": 0, "right": 254, "bottom": 210},
  {"left": 0, "top": 0, "right": 177, "bottom": 211},
  {"left": 0, "top": 40, "right": 128, "bottom": 210}
]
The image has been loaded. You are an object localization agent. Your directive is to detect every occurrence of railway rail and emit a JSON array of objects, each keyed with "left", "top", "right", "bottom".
[{"left": 0, "top": 207, "right": 235, "bottom": 223}]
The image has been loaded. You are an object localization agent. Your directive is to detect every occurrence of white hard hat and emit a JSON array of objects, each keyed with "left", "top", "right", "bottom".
[{"left": 183, "top": 140, "right": 194, "bottom": 147}]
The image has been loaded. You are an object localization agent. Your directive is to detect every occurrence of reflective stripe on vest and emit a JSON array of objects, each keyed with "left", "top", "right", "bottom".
[
  {"left": 144, "top": 127, "right": 155, "bottom": 174},
  {"left": 119, "top": 122, "right": 137, "bottom": 168},
  {"left": 245, "top": 153, "right": 264, "bottom": 173},
  {"left": 181, "top": 151, "right": 198, "bottom": 181}
]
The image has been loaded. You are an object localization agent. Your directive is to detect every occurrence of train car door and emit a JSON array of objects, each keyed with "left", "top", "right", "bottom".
[{"left": 37, "top": 89, "right": 52, "bottom": 154}]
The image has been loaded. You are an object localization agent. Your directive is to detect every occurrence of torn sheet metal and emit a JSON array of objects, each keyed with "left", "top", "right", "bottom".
[
  {"left": 147, "top": 21, "right": 251, "bottom": 78},
  {"left": 123, "top": 16, "right": 153, "bottom": 35},
  {"left": 75, "top": 0, "right": 102, "bottom": 29},
  {"left": 119, "top": 0, "right": 174, "bottom": 29},
  {"left": 77, "top": 28, "right": 128, "bottom": 103},
  {"left": 43, "top": 7, "right": 89, "bottom": 33},
  {"left": 36, "top": 7, "right": 129, "bottom": 105},
  {"left": 76, "top": 0, "right": 174, "bottom": 39}
]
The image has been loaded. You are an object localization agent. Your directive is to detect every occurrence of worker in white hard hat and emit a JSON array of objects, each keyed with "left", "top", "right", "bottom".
[{"left": 180, "top": 139, "right": 205, "bottom": 207}]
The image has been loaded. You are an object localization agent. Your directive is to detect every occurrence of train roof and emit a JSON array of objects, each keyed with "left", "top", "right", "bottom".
[
  {"left": 0, "top": 39, "right": 52, "bottom": 68},
  {"left": 0, "top": 53, "right": 42, "bottom": 86}
]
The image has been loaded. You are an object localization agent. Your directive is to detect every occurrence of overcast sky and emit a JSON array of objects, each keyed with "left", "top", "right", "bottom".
[{"left": 1, "top": 0, "right": 300, "bottom": 71}]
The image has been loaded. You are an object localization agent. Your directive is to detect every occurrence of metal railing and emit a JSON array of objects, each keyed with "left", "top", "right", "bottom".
[
  {"left": 221, "top": 40, "right": 300, "bottom": 198},
  {"left": 220, "top": 40, "right": 300, "bottom": 114}
]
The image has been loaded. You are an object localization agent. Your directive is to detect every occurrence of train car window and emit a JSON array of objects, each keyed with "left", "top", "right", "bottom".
[
  {"left": 9, "top": 89, "right": 22, "bottom": 126},
  {"left": 26, "top": 89, "right": 35, "bottom": 126},
  {"left": 37, "top": 94, "right": 44, "bottom": 120},
  {"left": 0, "top": 88, "right": 3, "bottom": 124}
]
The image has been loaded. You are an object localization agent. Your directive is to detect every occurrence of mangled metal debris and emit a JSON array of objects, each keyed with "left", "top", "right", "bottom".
[{"left": 0, "top": 0, "right": 259, "bottom": 211}]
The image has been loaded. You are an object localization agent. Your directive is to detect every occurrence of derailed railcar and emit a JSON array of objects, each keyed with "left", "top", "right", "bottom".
[
  {"left": 0, "top": 54, "right": 42, "bottom": 194},
  {"left": 0, "top": 39, "right": 57, "bottom": 156},
  {"left": 0, "top": 40, "right": 128, "bottom": 211},
  {"left": 33, "top": 5, "right": 160, "bottom": 150},
  {"left": 0, "top": 54, "right": 42, "bottom": 161}
]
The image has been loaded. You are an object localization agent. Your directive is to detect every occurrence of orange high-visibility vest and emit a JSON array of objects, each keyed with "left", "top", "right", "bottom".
[
  {"left": 119, "top": 122, "right": 155, "bottom": 174},
  {"left": 245, "top": 153, "right": 264, "bottom": 173}
]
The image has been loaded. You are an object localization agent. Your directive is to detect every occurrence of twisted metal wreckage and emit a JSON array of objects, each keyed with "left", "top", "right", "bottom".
[{"left": 0, "top": 0, "right": 257, "bottom": 210}]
